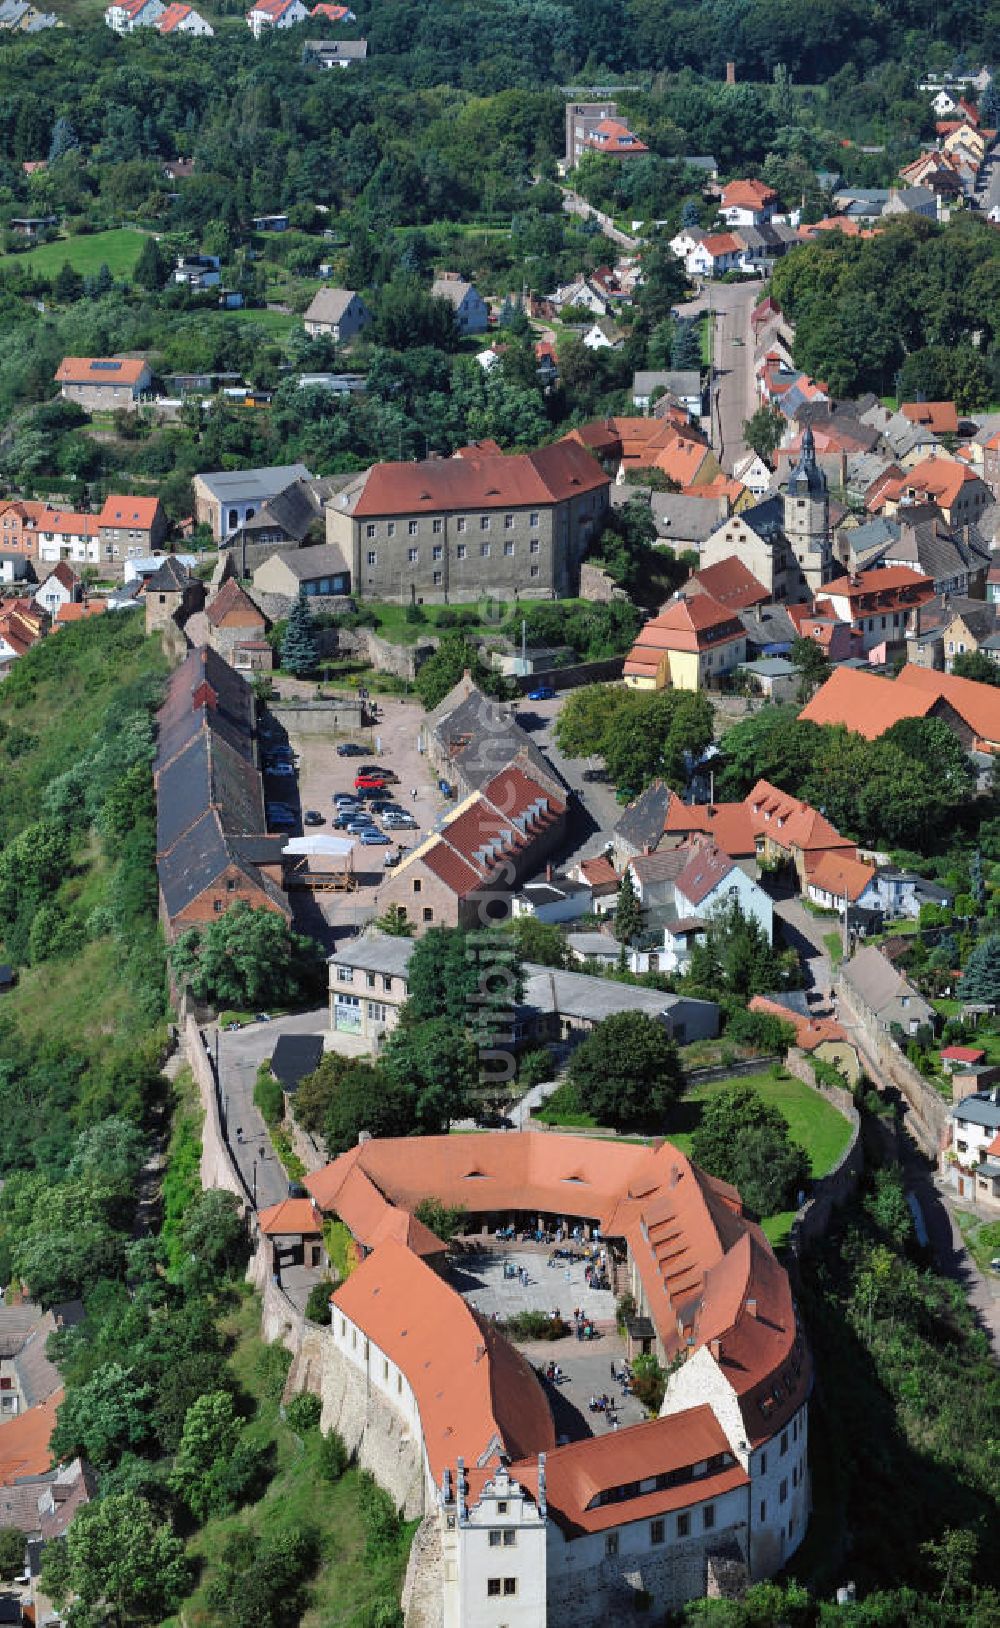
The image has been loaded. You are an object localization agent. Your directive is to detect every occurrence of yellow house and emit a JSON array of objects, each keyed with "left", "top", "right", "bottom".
[{"left": 623, "top": 593, "right": 747, "bottom": 691}]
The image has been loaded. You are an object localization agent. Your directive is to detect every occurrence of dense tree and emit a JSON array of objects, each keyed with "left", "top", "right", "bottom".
[
  {"left": 280, "top": 594, "right": 320, "bottom": 677},
  {"left": 169, "top": 902, "right": 325, "bottom": 1009},
  {"left": 614, "top": 868, "right": 642, "bottom": 944},
  {"left": 691, "top": 1086, "right": 809, "bottom": 1216},
  {"left": 0, "top": 1528, "right": 24, "bottom": 1580},
  {"left": 568, "top": 1011, "right": 683, "bottom": 1128},
  {"left": 41, "top": 1492, "right": 190, "bottom": 1626},
  {"left": 381, "top": 1017, "right": 477, "bottom": 1130},
  {"left": 743, "top": 405, "right": 784, "bottom": 462},
  {"left": 790, "top": 636, "right": 830, "bottom": 700},
  {"left": 951, "top": 651, "right": 1000, "bottom": 688},
  {"left": 555, "top": 685, "right": 714, "bottom": 798},
  {"left": 179, "top": 1189, "right": 250, "bottom": 1290},
  {"left": 169, "top": 1390, "right": 243, "bottom": 1522},
  {"left": 509, "top": 915, "right": 569, "bottom": 968},
  {"left": 686, "top": 898, "right": 795, "bottom": 998},
  {"left": 958, "top": 935, "right": 1000, "bottom": 1005},
  {"left": 49, "top": 1362, "right": 155, "bottom": 1468}
]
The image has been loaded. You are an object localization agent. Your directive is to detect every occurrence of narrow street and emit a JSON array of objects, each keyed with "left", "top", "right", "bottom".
[
  {"left": 212, "top": 1008, "right": 331, "bottom": 1210},
  {"left": 681, "top": 281, "right": 759, "bottom": 472}
]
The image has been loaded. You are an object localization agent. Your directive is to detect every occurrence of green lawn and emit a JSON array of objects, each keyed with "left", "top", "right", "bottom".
[
  {"left": 535, "top": 1068, "right": 853, "bottom": 1249},
  {"left": 955, "top": 1210, "right": 1000, "bottom": 1275},
  {"left": 365, "top": 597, "right": 580, "bottom": 646},
  {"left": 223, "top": 307, "right": 302, "bottom": 336},
  {"left": 0, "top": 227, "right": 150, "bottom": 280},
  {"left": 168, "top": 1294, "right": 414, "bottom": 1628},
  {"left": 824, "top": 930, "right": 844, "bottom": 965}
]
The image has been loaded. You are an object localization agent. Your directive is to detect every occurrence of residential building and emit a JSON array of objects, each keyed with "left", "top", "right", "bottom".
[
  {"left": 246, "top": 0, "right": 308, "bottom": 34},
  {"left": 252, "top": 543, "right": 351, "bottom": 599},
  {"left": 154, "top": 646, "right": 290, "bottom": 937},
  {"left": 661, "top": 797, "right": 758, "bottom": 870},
  {"left": 943, "top": 1090, "right": 1000, "bottom": 1208},
  {"left": 511, "top": 873, "right": 592, "bottom": 923},
  {"left": 939, "top": 603, "right": 997, "bottom": 670},
  {"left": 328, "top": 929, "right": 416, "bottom": 1042},
  {"left": 326, "top": 444, "right": 610, "bottom": 605},
  {"left": 732, "top": 451, "right": 773, "bottom": 496},
  {"left": 0, "top": 501, "right": 102, "bottom": 568},
  {"left": 875, "top": 456, "right": 994, "bottom": 530},
  {"left": 748, "top": 995, "right": 861, "bottom": 1084},
  {"left": 423, "top": 675, "right": 564, "bottom": 801},
  {"left": 673, "top": 840, "right": 774, "bottom": 941},
  {"left": 632, "top": 371, "right": 703, "bottom": 417},
  {"left": 0, "top": 554, "right": 29, "bottom": 586},
  {"left": 206, "top": 577, "right": 272, "bottom": 672},
  {"left": 564, "top": 101, "right": 646, "bottom": 167},
  {"left": 304, "top": 36, "right": 367, "bottom": 65},
  {"left": 54, "top": 355, "right": 152, "bottom": 412},
  {"left": 193, "top": 463, "right": 314, "bottom": 540},
  {"left": 156, "top": 2, "right": 214, "bottom": 31},
  {"left": 0, "top": 601, "right": 47, "bottom": 675},
  {"left": 746, "top": 779, "right": 855, "bottom": 889},
  {"left": 302, "top": 287, "right": 371, "bottom": 341},
  {"left": 519, "top": 962, "right": 718, "bottom": 1047},
  {"left": 174, "top": 253, "right": 221, "bottom": 289},
  {"left": 839, "top": 943, "right": 936, "bottom": 1037},
  {"left": 33, "top": 561, "right": 81, "bottom": 617},
  {"left": 719, "top": 179, "right": 778, "bottom": 227},
  {"left": 685, "top": 232, "right": 744, "bottom": 279},
  {"left": 623, "top": 593, "right": 747, "bottom": 691},
  {"left": 105, "top": 0, "right": 163, "bottom": 29},
  {"left": 97, "top": 494, "right": 168, "bottom": 562},
  {"left": 306, "top": 1130, "right": 810, "bottom": 1624},
  {"left": 805, "top": 851, "right": 879, "bottom": 915},
  {"left": 860, "top": 506, "right": 990, "bottom": 598},
  {"left": 375, "top": 764, "right": 567, "bottom": 932},
  {"left": 819, "top": 565, "right": 935, "bottom": 655},
  {"left": 430, "top": 274, "right": 489, "bottom": 335},
  {"left": 683, "top": 557, "right": 770, "bottom": 614}
]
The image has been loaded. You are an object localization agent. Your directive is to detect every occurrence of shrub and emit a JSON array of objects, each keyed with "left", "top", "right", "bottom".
[
  {"left": 304, "top": 1279, "right": 335, "bottom": 1325},
  {"left": 0, "top": 1527, "right": 24, "bottom": 1580},
  {"left": 285, "top": 1393, "right": 322, "bottom": 1434},
  {"left": 631, "top": 1354, "right": 666, "bottom": 1413},
  {"left": 318, "top": 1428, "right": 349, "bottom": 1483},
  {"left": 255, "top": 1341, "right": 293, "bottom": 1403},
  {"left": 503, "top": 1311, "right": 569, "bottom": 1341},
  {"left": 357, "top": 1472, "right": 402, "bottom": 1561},
  {"left": 253, "top": 1063, "right": 284, "bottom": 1128}
]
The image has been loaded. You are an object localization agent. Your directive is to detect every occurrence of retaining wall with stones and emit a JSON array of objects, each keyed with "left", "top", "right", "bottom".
[
  {"left": 835, "top": 979, "right": 950, "bottom": 1158},
  {"left": 183, "top": 1011, "right": 251, "bottom": 1205},
  {"left": 784, "top": 1048, "right": 864, "bottom": 1257},
  {"left": 320, "top": 1335, "right": 428, "bottom": 1520},
  {"left": 270, "top": 697, "right": 374, "bottom": 737}
]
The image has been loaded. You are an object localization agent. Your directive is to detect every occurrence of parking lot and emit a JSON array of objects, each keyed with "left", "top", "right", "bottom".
[{"left": 263, "top": 692, "right": 455, "bottom": 944}]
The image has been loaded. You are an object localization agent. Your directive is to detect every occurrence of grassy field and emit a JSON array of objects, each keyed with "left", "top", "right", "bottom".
[
  {"left": 824, "top": 931, "right": 844, "bottom": 965},
  {"left": 364, "top": 597, "right": 578, "bottom": 646},
  {"left": 535, "top": 1068, "right": 853, "bottom": 1249},
  {"left": 955, "top": 1209, "right": 1000, "bottom": 1275},
  {"left": 168, "top": 1294, "right": 414, "bottom": 1628},
  {"left": 224, "top": 306, "right": 302, "bottom": 337},
  {"left": 0, "top": 227, "right": 150, "bottom": 280}
]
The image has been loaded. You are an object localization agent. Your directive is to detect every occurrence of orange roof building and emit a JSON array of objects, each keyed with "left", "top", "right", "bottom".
[
  {"left": 871, "top": 454, "right": 993, "bottom": 528},
  {"left": 0, "top": 1389, "right": 61, "bottom": 1488},
  {"left": 308, "top": 1130, "right": 810, "bottom": 1596},
  {"left": 900, "top": 401, "right": 959, "bottom": 435},
  {"left": 624, "top": 595, "right": 746, "bottom": 692},
  {"left": 749, "top": 997, "right": 861, "bottom": 1083},
  {"left": 685, "top": 557, "right": 769, "bottom": 612},
  {"left": 800, "top": 662, "right": 1000, "bottom": 754},
  {"left": 746, "top": 778, "right": 854, "bottom": 884}
]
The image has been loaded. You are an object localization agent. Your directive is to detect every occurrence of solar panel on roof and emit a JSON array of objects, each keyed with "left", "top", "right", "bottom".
[{"left": 91, "top": 361, "right": 123, "bottom": 372}]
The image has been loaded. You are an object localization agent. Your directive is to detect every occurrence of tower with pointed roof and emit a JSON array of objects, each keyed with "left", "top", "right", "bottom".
[{"left": 782, "top": 424, "right": 831, "bottom": 594}]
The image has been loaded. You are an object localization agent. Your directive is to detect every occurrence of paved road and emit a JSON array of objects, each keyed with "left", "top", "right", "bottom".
[
  {"left": 560, "top": 188, "right": 641, "bottom": 251},
  {"left": 682, "top": 282, "right": 759, "bottom": 473},
  {"left": 514, "top": 693, "right": 623, "bottom": 866},
  {"left": 771, "top": 894, "right": 835, "bottom": 1009},
  {"left": 913, "top": 1160, "right": 1000, "bottom": 1353},
  {"left": 212, "top": 1008, "right": 331, "bottom": 1211}
]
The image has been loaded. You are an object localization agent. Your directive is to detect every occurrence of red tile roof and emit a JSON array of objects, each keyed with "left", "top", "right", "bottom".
[
  {"left": 0, "top": 1390, "right": 61, "bottom": 1486},
  {"left": 896, "top": 663, "right": 1000, "bottom": 750},
  {"left": 258, "top": 1197, "right": 322, "bottom": 1235},
  {"left": 721, "top": 179, "right": 777, "bottom": 210},
  {"left": 941, "top": 1045, "right": 986, "bottom": 1064},
  {"left": 687, "top": 557, "right": 769, "bottom": 611},
  {"left": 403, "top": 767, "right": 565, "bottom": 901},
  {"left": 798, "top": 665, "right": 936, "bottom": 738},
  {"left": 625, "top": 595, "right": 744, "bottom": 668},
  {"left": 900, "top": 401, "right": 959, "bottom": 435},
  {"left": 97, "top": 494, "right": 162, "bottom": 529},
  {"left": 157, "top": 2, "right": 193, "bottom": 29},
  {"left": 824, "top": 565, "right": 935, "bottom": 614},
  {"left": 331, "top": 1239, "right": 556, "bottom": 1481},
  {"left": 578, "top": 854, "right": 619, "bottom": 892},
  {"left": 749, "top": 995, "right": 852, "bottom": 1055},
  {"left": 351, "top": 443, "right": 609, "bottom": 518},
  {"left": 807, "top": 849, "right": 876, "bottom": 902},
  {"left": 700, "top": 232, "right": 744, "bottom": 258},
  {"left": 746, "top": 778, "right": 853, "bottom": 855},
  {"left": 206, "top": 578, "right": 266, "bottom": 628},
  {"left": 54, "top": 356, "right": 149, "bottom": 387},
  {"left": 874, "top": 455, "right": 986, "bottom": 513},
  {"left": 675, "top": 842, "right": 738, "bottom": 906},
  {"left": 585, "top": 119, "right": 649, "bottom": 156},
  {"left": 663, "top": 797, "right": 756, "bottom": 858}
]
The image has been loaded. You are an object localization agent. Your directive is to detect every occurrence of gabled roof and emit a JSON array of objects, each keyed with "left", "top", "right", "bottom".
[
  {"left": 206, "top": 578, "right": 267, "bottom": 628},
  {"left": 270, "top": 1033, "right": 325, "bottom": 1090},
  {"left": 258, "top": 1197, "right": 322, "bottom": 1235},
  {"left": 342, "top": 443, "right": 609, "bottom": 519},
  {"left": 624, "top": 594, "right": 744, "bottom": 666},
  {"left": 721, "top": 179, "right": 777, "bottom": 209},
  {"left": 674, "top": 842, "right": 738, "bottom": 906},
  {"left": 97, "top": 494, "right": 162, "bottom": 529},
  {"left": 663, "top": 797, "right": 757, "bottom": 858},
  {"left": 687, "top": 557, "right": 769, "bottom": 611},
  {"left": 807, "top": 849, "right": 876, "bottom": 901},
  {"left": 746, "top": 778, "right": 852, "bottom": 854},
  {"left": 303, "top": 287, "right": 362, "bottom": 325},
  {"left": 900, "top": 400, "right": 959, "bottom": 434},
  {"left": 144, "top": 555, "right": 191, "bottom": 593},
  {"left": 54, "top": 356, "right": 148, "bottom": 386},
  {"left": 896, "top": 663, "right": 1000, "bottom": 748},
  {"left": 797, "top": 665, "right": 937, "bottom": 739}
]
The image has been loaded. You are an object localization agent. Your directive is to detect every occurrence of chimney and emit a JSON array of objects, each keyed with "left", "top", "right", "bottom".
[
  {"left": 725, "top": 60, "right": 736, "bottom": 84},
  {"left": 746, "top": 1297, "right": 758, "bottom": 1318}
]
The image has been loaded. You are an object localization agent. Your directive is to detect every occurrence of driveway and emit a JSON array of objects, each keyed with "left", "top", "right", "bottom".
[
  {"left": 513, "top": 693, "right": 623, "bottom": 866},
  {"left": 682, "top": 281, "right": 759, "bottom": 472},
  {"left": 212, "top": 1008, "right": 331, "bottom": 1211},
  {"left": 771, "top": 893, "right": 835, "bottom": 1008}
]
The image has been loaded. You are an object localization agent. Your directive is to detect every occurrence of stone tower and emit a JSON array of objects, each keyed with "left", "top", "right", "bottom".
[{"left": 783, "top": 424, "right": 831, "bottom": 593}]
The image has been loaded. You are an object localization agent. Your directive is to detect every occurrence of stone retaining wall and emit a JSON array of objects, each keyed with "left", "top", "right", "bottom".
[
  {"left": 784, "top": 1048, "right": 864, "bottom": 1258},
  {"left": 835, "top": 978, "right": 949, "bottom": 1158},
  {"left": 320, "top": 1337, "right": 428, "bottom": 1521}
]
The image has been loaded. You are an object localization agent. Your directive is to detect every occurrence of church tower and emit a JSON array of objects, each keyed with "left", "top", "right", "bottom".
[{"left": 783, "top": 424, "right": 831, "bottom": 592}]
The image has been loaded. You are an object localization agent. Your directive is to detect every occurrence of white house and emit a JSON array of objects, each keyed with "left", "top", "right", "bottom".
[
  {"left": 719, "top": 180, "right": 778, "bottom": 228},
  {"left": 431, "top": 274, "right": 489, "bottom": 335},
  {"left": 174, "top": 254, "right": 221, "bottom": 290},
  {"left": 34, "top": 562, "right": 81, "bottom": 616},
  {"left": 931, "top": 88, "right": 958, "bottom": 116},
  {"left": 0, "top": 554, "right": 30, "bottom": 586},
  {"left": 582, "top": 321, "right": 620, "bottom": 351},
  {"left": 732, "top": 452, "right": 773, "bottom": 496},
  {"left": 302, "top": 287, "right": 371, "bottom": 343},
  {"left": 673, "top": 842, "right": 773, "bottom": 943},
  {"left": 685, "top": 233, "right": 744, "bottom": 280},
  {"left": 156, "top": 2, "right": 214, "bottom": 32},
  {"left": 511, "top": 875, "right": 592, "bottom": 924},
  {"left": 105, "top": 0, "right": 164, "bottom": 30},
  {"left": 246, "top": 0, "right": 307, "bottom": 35},
  {"left": 668, "top": 228, "right": 704, "bottom": 263},
  {"left": 805, "top": 852, "right": 880, "bottom": 916},
  {"left": 943, "top": 1090, "right": 1000, "bottom": 1208},
  {"left": 550, "top": 277, "right": 610, "bottom": 317}
]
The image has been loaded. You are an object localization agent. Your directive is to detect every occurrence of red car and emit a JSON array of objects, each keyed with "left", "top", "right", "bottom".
[{"left": 354, "top": 773, "right": 387, "bottom": 790}]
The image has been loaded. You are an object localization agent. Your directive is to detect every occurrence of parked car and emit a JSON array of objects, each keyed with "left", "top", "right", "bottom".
[
  {"left": 360, "top": 829, "right": 391, "bottom": 845},
  {"left": 355, "top": 774, "right": 387, "bottom": 790},
  {"left": 528, "top": 685, "right": 556, "bottom": 701},
  {"left": 383, "top": 813, "right": 417, "bottom": 829},
  {"left": 347, "top": 818, "right": 377, "bottom": 835},
  {"left": 333, "top": 793, "right": 359, "bottom": 807},
  {"left": 267, "top": 762, "right": 296, "bottom": 778},
  {"left": 303, "top": 810, "right": 325, "bottom": 826},
  {"left": 336, "top": 742, "right": 367, "bottom": 757}
]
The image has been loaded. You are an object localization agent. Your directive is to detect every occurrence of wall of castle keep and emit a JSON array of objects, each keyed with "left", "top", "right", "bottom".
[{"left": 319, "top": 1328, "right": 429, "bottom": 1521}]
